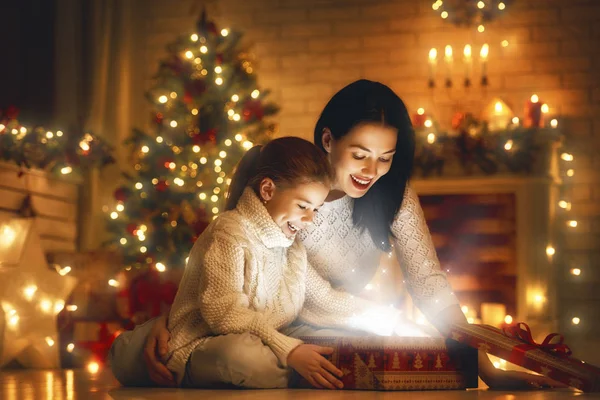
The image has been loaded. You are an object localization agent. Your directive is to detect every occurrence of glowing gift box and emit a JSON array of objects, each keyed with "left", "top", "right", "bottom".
[{"left": 294, "top": 336, "right": 478, "bottom": 391}]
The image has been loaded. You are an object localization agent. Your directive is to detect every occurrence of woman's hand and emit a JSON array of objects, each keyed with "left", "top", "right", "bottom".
[
  {"left": 142, "top": 315, "right": 176, "bottom": 386},
  {"left": 479, "top": 351, "right": 566, "bottom": 390},
  {"left": 287, "top": 344, "right": 344, "bottom": 390}
]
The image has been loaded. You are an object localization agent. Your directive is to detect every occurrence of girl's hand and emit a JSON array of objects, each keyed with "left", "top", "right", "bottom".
[
  {"left": 143, "top": 315, "right": 176, "bottom": 386},
  {"left": 482, "top": 369, "right": 567, "bottom": 390},
  {"left": 287, "top": 344, "right": 344, "bottom": 390}
]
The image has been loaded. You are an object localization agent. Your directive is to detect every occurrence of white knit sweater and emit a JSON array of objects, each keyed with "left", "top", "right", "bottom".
[
  {"left": 298, "top": 186, "right": 459, "bottom": 326},
  {"left": 164, "top": 188, "right": 395, "bottom": 384}
]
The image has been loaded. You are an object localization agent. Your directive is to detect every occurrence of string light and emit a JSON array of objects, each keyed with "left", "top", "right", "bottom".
[
  {"left": 551, "top": 119, "right": 558, "bottom": 128},
  {"left": 66, "top": 343, "right": 75, "bottom": 353},
  {"left": 427, "top": 133, "right": 436, "bottom": 144},
  {"left": 251, "top": 90, "right": 260, "bottom": 98},
  {"left": 572, "top": 317, "right": 580, "bottom": 325},
  {"left": 61, "top": 166, "right": 73, "bottom": 175},
  {"left": 561, "top": 153, "right": 574, "bottom": 161},
  {"left": 200, "top": 45, "right": 208, "bottom": 53},
  {"left": 87, "top": 362, "right": 100, "bottom": 374},
  {"left": 155, "top": 262, "right": 166, "bottom": 272},
  {"left": 501, "top": 40, "right": 509, "bottom": 47},
  {"left": 110, "top": 212, "right": 118, "bottom": 220},
  {"left": 200, "top": 157, "right": 207, "bottom": 164},
  {"left": 504, "top": 140, "right": 513, "bottom": 151},
  {"left": 567, "top": 220, "right": 578, "bottom": 228},
  {"left": 23, "top": 285, "right": 38, "bottom": 301},
  {"left": 135, "top": 182, "right": 143, "bottom": 189},
  {"left": 108, "top": 279, "right": 119, "bottom": 287},
  {"left": 571, "top": 268, "right": 581, "bottom": 276},
  {"left": 231, "top": 94, "right": 239, "bottom": 102},
  {"left": 45, "top": 337, "right": 55, "bottom": 347},
  {"left": 424, "top": 119, "right": 433, "bottom": 128},
  {"left": 221, "top": 28, "right": 229, "bottom": 37},
  {"left": 116, "top": 204, "right": 124, "bottom": 212},
  {"left": 215, "top": 77, "right": 223, "bottom": 85},
  {"left": 558, "top": 200, "right": 571, "bottom": 210},
  {"left": 57, "top": 266, "right": 72, "bottom": 276},
  {"left": 199, "top": 193, "right": 207, "bottom": 200},
  {"left": 546, "top": 245, "right": 555, "bottom": 256},
  {"left": 66, "top": 305, "right": 78, "bottom": 311},
  {"left": 477, "top": 25, "right": 485, "bottom": 32},
  {"left": 170, "top": 120, "right": 178, "bottom": 128},
  {"left": 191, "top": 33, "right": 199, "bottom": 42},
  {"left": 156, "top": 136, "right": 163, "bottom": 143},
  {"left": 141, "top": 145, "right": 149, "bottom": 153},
  {"left": 504, "top": 315, "right": 513, "bottom": 324}
]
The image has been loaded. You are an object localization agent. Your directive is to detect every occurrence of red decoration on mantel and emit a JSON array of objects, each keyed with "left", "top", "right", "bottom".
[{"left": 525, "top": 95, "right": 544, "bottom": 128}]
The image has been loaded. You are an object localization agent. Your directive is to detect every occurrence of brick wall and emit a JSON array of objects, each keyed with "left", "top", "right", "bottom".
[{"left": 134, "top": 0, "right": 600, "bottom": 358}]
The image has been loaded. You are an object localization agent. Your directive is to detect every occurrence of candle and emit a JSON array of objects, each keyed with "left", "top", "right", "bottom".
[
  {"left": 463, "top": 44, "right": 472, "bottom": 87},
  {"left": 480, "top": 43, "right": 489, "bottom": 86},
  {"left": 444, "top": 45, "right": 453, "bottom": 87},
  {"left": 428, "top": 48, "right": 437, "bottom": 87},
  {"left": 481, "top": 303, "right": 506, "bottom": 327}
]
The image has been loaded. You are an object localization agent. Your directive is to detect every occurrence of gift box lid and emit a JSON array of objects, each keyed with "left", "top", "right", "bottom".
[{"left": 447, "top": 322, "right": 600, "bottom": 392}]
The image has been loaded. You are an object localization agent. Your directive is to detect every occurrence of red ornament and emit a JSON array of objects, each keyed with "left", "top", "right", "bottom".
[
  {"left": 216, "top": 53, "right": 224, "bottom": 65},
  {"left": 451, "top": 112, "right": 466, "bottom": 130},
  {"left": 242, "top": 99, "right": 264, "bottom": 122},
  {"left": 126, "top": 223, "right": 138, "bottom": 235},
  {"left": 154, "top": 113, "right": 164, "bottom": 125},
  {"left": 525, "top": 96, "right": 544, "bottom": 128},
  {"left": 185, "top": 79, "right": 207, "bottom": 96},
  {"left": 114, "top": 187, "right": 130, "bottom": 202},
  {"left": 183, "top": 91, "right": 193, "bottom": 104},
  {"left": 207, "top": 21, "right": 218, "bottom": 35},
  {"left": 155, "top": 180, "right": 168, "bottom": 192},
  {"left": 191, "top": 128, "right": 217, "bottom": 145},
  {"left": 412, "top": 112, "right": 428, "bottom": 128},
  {"left": 5, "top": 105, "right": 20, "bottom": 120}
]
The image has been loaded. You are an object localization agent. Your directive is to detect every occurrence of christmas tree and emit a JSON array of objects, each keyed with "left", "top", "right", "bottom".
[{"left": 105, "top": 11, "right": 278, "bottom": 271}]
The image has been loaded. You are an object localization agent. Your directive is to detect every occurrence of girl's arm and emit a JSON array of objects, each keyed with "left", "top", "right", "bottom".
[
  {"left": 195, "top": 234, "right": 303, "bottom": 367},
  {"left": 298, "top": 262, "right": 401, "bottom": 335}
]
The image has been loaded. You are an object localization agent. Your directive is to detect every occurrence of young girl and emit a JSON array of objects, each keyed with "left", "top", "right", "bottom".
[
  {"left": 110, "top": 136, "right": 392, "bottom": 389},
  {"left": 143, "top": 80, "right": 561, "bottom": 390}
]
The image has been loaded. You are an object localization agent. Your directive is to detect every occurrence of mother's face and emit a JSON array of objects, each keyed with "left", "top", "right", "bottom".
[{"left": 322, "top": 123, "right": 397, "bottom": 198}]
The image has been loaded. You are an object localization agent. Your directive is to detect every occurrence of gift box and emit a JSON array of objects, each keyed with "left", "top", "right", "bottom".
[
  {"left": 294, "top": 336, "right": 478, "bottom": 390},
  {"left": 447, "top": 322, "right": 600, "bottom": 392}
]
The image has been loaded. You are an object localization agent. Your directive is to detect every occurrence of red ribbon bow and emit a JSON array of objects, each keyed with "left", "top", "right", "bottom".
[{"left": 502, "top": 322, "right": 572, "bottom": 365}]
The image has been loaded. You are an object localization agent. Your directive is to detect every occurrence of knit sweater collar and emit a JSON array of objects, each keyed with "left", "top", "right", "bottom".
[{"left": 236, "top": 187, "right": 295, "bottom": 249}]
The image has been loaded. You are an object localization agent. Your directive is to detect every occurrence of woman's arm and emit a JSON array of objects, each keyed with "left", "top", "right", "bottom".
[{"left": 390, "top": 186, "right": 460, "bottom": 321}]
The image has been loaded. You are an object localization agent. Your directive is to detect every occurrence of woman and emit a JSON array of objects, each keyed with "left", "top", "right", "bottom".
[{"left": 140, "top": 80, "right": 560, "bottom": 390}]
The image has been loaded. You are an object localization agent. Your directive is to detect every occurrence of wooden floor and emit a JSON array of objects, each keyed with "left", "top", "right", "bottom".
[{"left": 0, "top": 369, "right": 596, "bottom": 400}]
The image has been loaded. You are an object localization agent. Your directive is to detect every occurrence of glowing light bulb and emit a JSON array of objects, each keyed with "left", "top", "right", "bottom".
[
  {"left": 212, "top": 207, "right": 219, "bottom": 214},
  {"left": 199, "top": 193, "right": 207, "bottom": 200},
  {"left": 231, "top": 94, "right": 239, "bottom": 102},
  {"left": 116, "top": 204, "right": 124, "bottom": 212},
  {"left": 531, "top": 94, "right": 539, "bottom": 103},
  {"left": 23, "top": 285, "right": 38, "bottom": 301},
  {"left": 200, "top": 157, "right": 207, "bottom": 164},
  {"left": 235, "top": 134, "right": 243, "bottom": 141},
  {"left": 191, "top": 33, "right": 199, "bottom": 42},
  {"left": 200, "top": 45, "right": 208, "bottom": 53},
  {"left": 571, "top": 268, "right": 581, "bottom": 276},
  {"left": 441, "top": 11, "right": 448, "bottom": 18},
  {"left": 427, "top": 133, "right": 436, "bottom": 144},
  {"left": 87, "top": 361, "right": 100, "bottom": 374},
  {"left": 214, "top": 159, "right": 222, "bottom": 166},
  {"left": 193, "top": 145, "right": 201, "bottom": 153},
  {"left": 211, "top": 195, "right": 219, "bottom": 202},
  {"left": 221, "top": 28, "right": 229, "bottom": 37},
  {"left": 567, "top": 220, "right": 578, "bottom": 228},
  {"left": 215, "top": 66, "right": 222, "bottom": 74},
  {"left": 219, "top": 151, "right": 227, "bottom": 158},
  {"left": 477, "top": 1, "right": 485, "bottom": 8},
  {"left": 512, "top": 117, "right": 519, "bottom": 125},
  {"left": 534, "top": 294, "right": 545, "bottom": 304},
  {"left": 155, "top": 262, "right": 166, "bottom": 272},
  {"left": 141, "top": 145, "right": 149, "bottom": 153},
  {"left": 558, "top": 200, "right": 571, "bottom": 210},
  {"left": 417, "top": 108, "right": 425, "bottom": 115},
  {"left": 566, "top": 169, "right": 575, "bottom": 177},
  {"left": 541, "top": 104, "right": 549, "bottom": 113},
  {"left": 572, "top": 317, "right": 580, "bottom": 325},
  {"left": 233, "top": 113, "right": 240, "bottom": 121},
  {"left": 110, "top": 212, "right": 118, "bottom": 220},
  {"left": 156, "top": 136, "right": 163, "bottom": 143},
  {"left": 561, "top": 153, "right": 573, "bottom": 161},
  {"left": 40, "top": 299, "right": 52, "bottom": 313},
  {"left": 108, "top": 279, "right": 119, "bottom": 287},
  {"left": 135, "top": 182, "right": 143, "bottom": 189},
  {"left": 251, "top": 90, "right": 260, "bottom": 98},
  {"left": 58, "top": 266, "right": 72, "bottom": 276},
  {"left": 501, "top": 40, "right": 509, "bottom": 47},
  {"left": 243, "top": 141, "right": 253, "bottom": 149},
  {"left": 170, "top": 120, "right": 178, "bottom": 128},
  {"left": 61, "top": 166, "right": 73, "bottom": 175},
  {"left": 46, "top": 337, "right": 55, "bottom": 347},
  {"left": 80, "top": 141, "right": 90, "bottom": 151},
  {"left": 498, "top": 2, "right": 506, "bottom": 10},
  {"left": 46, "top": 131, "right": 54, "bottom": 139},
  {"left": 54, "top": 301, "right": 65, "bottom": 314},
  {"left": 551, "top": 119, "right": 558, "bottom": 128},
  {"left": 504, "top": 140, "right": 513, "bottom": 151},
  {"left": 67, "top": 343, "right": 75, "bottom": 352},
  {"left": 424, "top": 119, "right": 433, "bottom": 128},
  {"left": 158, "top": 95, "right": 168, "bottom": 103},
  {"left": 504, "top": 315, "right": 513, "bottom": 325},
  {"left": 546, "top": 245, "right": 555, "bottom": 256},
  {"left": 191, "top": 108, "right": 199, "bottom": 115},
  {"left": 495, "top": 102, "right": 503, "bottom": 113},
  {"left": 478, "top": 25, "right": 485, "bottom": 32},
  {"left": 57, "top": 130, "right": 63, "bottom": 137}
]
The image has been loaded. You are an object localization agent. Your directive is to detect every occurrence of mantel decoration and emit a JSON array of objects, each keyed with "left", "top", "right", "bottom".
[
  {"left": 0, "top": 107, "right": 115, "bottom": 177},
  {"left": 412, "top": 95, "right": 560, "bottom": 177}
]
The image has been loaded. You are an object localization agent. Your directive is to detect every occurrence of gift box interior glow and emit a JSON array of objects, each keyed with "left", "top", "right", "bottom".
[
  {"left": 296, "top": 336, "right": 478, "bottom": 390},
  {"left": 447, "top": 323, "right": 600, "bottom": 392}
]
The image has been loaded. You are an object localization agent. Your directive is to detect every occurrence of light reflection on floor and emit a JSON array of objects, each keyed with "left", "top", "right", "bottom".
[{"left": 0, "top": 369, "right": 591, "bottom": 400}]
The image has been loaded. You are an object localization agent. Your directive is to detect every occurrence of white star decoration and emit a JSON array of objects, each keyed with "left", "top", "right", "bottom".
[{"left": 0, "top": 218, "right": 76, "bottom": 368}]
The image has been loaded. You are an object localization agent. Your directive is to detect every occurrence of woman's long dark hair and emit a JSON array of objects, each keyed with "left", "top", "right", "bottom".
[
  {"left": 314, "top": 80, "right": 415, "bottom": 251},
  {"left": 225, "top": 136, "right": 334, "bottom": 211}
]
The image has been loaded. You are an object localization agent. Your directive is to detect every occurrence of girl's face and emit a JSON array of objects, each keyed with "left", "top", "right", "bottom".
[
  {"left": 323, "top": 123, "right": 397, "bottom": 198},
  {"left": 260, "top": 180, "right": 329, "bottom": 238}
]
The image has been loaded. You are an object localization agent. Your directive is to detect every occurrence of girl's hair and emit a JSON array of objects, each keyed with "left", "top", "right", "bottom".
[
  {"left": 314, "top": 79, "right": 415, "bottom": 251},
  {"left": 225, "top": 136, "right": 334, "bottom": 211}
]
